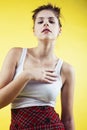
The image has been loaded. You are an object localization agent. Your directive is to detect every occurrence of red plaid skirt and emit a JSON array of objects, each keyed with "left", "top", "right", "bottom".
[{"left": 10, "top": 106, "right": 65, "bottom": 130}]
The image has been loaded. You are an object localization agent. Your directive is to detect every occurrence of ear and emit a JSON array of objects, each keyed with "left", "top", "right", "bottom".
[
  {"left": 33, "top": 27, "right": 36, "bottom": 36},
  {"left": 59, "top": 27, "right": 62, "bottom": 34},
  {"left": 57, "top": 27, "right": 62, "bottom": 37},
  {"left": 33, "top": 26, "right": 34, "bottom": 32}
]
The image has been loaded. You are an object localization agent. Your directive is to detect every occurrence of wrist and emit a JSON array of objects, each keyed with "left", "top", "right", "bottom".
[{"left": 22, "top": 70, "right": 32, "bottom": 82}]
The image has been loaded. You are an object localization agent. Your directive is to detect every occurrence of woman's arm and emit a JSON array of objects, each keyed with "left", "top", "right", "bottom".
[
  {"left": 61, "top": 62, "right": 75, "bottom": 130},
  {"left": 0, "top": 48, "right": 31, "bottom": 109}
]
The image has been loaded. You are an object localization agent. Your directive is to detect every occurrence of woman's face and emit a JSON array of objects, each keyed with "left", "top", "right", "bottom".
[{"left": 34, "top": 10, "right": 61, "bottom": 41}]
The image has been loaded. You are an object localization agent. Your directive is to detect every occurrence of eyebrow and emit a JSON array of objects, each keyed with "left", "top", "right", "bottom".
[{"left": 37, "top": 17, "right": 55, "bottom": 20}]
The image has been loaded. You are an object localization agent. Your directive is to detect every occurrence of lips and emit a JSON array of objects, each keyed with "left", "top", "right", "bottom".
[{"left": 41, "top": 28, "right": 51, "bottom": 33}]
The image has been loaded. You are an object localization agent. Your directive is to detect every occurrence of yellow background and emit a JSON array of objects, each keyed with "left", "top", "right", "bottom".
[{"left": 0, "top": 0, "right": 87, "bottom": 129}]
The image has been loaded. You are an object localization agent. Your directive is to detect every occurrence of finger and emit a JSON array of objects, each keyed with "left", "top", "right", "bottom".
[
  {"left": 45, "top": 75, "right": 58, "bottom": 81},
  {"left": 45, "top": 71, "right": 58, "bottom": 77},
  {"left": 45, "top": 69, "right": 55, "bottom": 73},
  {"left": 43, "top": 78, "right": 55, "bottom": 84}
]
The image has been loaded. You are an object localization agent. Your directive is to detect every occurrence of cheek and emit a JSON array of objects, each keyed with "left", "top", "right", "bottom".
[
  {"left": 56, "top": 26, "right": 61, "bottom": 34},
  {"left": 36, "top": 28, "right": 40, "bottom": 34},
  {"left": 34, "top": 24, "right": 38, "bottom": 35},
  {"left": 52, "top": 23, "right": 60, "bottom": 34},
  {"left": 34, "top": 21, "right": 43, "bottom": 33},
  {"left": 53, "top": 27, "right": 60, "bottom": 36}
]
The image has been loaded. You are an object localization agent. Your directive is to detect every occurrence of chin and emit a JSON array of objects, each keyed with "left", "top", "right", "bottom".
[{"left": 40, "top": 36, "right": 54, "bottom": 41}]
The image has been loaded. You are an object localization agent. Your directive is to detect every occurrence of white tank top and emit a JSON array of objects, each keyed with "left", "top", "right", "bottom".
[{"left": 11, "top": 48, "right": 63, "bottom": 109}]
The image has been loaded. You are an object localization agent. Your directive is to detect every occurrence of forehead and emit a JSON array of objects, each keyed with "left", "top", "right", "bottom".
[{"left": 36, "top": 10, "right": 57, "bottom": 19}]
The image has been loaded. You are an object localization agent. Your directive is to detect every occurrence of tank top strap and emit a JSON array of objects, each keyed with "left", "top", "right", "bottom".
[
  {"left": 18, "top": 48, "right": 27, "bottom": 65},
  {"left": 55, "top": 58, "right": 63, "bottom": 74}
]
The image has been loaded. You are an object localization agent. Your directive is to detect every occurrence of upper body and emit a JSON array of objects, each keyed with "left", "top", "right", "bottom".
[
  {"left": 0, "top": 4, "right": 75, "bottom": 130},
  {"left": 11, "top": 48, "right": 63, "bottom": 109}
]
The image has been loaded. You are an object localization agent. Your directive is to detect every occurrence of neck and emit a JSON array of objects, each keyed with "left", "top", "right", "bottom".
[{"left": 35, "top": 39, "right": 56, "bottom": 60}]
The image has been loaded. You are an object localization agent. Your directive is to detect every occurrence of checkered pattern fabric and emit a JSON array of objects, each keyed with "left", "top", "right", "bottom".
[{"left": 10, "top": 106, "right": 65, "bottom": 130}]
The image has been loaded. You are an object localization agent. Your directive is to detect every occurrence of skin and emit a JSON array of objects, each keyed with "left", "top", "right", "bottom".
[{"left": 0, "top": 10, "right": 75, "bottom": 130}]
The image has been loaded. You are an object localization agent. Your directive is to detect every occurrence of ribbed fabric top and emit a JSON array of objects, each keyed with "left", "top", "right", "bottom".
[{"left": 12, "top": 48, "right": 63, "bottom": 109}]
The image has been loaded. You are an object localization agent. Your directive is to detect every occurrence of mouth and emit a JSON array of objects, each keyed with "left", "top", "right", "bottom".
[{"left": 41, "top": 28, "right": 51, "bottom": 33}]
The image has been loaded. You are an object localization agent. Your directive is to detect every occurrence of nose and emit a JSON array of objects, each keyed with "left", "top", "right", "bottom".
[
  {"left": 44, "top": 23, "right": 49, "bottom": 27},
  {"left": 43, "top": 20, "right": 49, "bottom": 27}
]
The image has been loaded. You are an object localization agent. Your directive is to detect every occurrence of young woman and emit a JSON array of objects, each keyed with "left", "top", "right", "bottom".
[{"left": 0, "top": 4, "right": 75, "bottom": 130}]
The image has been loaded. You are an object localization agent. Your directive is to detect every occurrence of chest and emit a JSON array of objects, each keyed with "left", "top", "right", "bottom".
[
  {"left": 20, "top": 76, "right": 62, "bottom": 102},
  {"left": 23, "top": 54, "right": 58, "bottom": 70}
]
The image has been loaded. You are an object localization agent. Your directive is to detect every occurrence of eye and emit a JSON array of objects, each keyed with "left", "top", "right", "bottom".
[
  {"left": 37, "top": 21, "right": 43, "bottom": 24},
  {"left": 49, "top": 20, "right": 55, "bottom": 24}
]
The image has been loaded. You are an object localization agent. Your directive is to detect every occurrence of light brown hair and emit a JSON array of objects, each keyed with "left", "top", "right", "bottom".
[{"left": 32, "top": 3, "right": 62, "bottom": 27}]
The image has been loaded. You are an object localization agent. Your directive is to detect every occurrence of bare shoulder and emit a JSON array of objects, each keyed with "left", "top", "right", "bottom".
[
  {"left": 61, "top": 61, "right": 75, "bottom": 84},
  {"left": 8, "top": 47, "right": 22, "bottom": 57},
  {"left": 62, "top": 61, "right": 75, "bottom": 75},
  {"left": 7, "top": 47, "right": 23, "bottom": 64}
]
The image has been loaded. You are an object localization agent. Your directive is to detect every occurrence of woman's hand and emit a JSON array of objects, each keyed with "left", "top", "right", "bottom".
[{"left": 27, "top": 67, "right": 58, "bottom": 84}]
